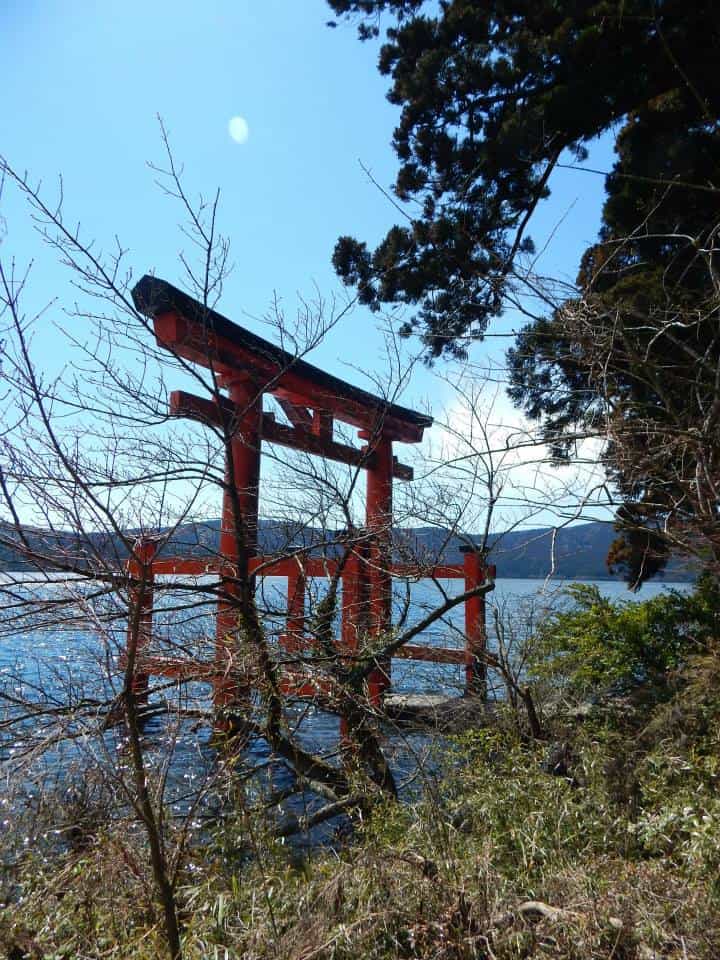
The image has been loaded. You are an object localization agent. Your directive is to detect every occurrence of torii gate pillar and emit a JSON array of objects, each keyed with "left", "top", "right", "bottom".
[
  {"left": 215, "top": 377, "right": 262, "bottom": 708},
  {"left": 365, "top": 431, "right": 393, "bottom": 698}
]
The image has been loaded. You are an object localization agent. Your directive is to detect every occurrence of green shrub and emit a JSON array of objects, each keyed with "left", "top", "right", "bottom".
[{"left": 531, "top": 576, "right": 719, "bottom": 696}]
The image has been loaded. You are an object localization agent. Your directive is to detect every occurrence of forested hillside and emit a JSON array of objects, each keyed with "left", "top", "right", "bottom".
[{"left": 0, "top": 518, "right": 695, "bottom": 581}]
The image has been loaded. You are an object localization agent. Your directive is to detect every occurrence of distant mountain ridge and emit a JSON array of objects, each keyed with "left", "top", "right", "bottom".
[
  {"left": 402, "top": 523, "right": 695, "bottom": 581},
  {"left": 0, "top": 518, "right": 695, "bottom": 582}
]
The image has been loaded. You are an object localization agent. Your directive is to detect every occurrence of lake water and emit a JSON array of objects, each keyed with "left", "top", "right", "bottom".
[{"left": 0, "top": 575, "right": 692, "bottom": 833}]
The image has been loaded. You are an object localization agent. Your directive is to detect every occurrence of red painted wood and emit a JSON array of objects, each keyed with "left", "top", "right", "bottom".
[
  {"left": 152, "top": 310, "right": 428, "bottom": 443},
  {"left": 132, "top": 655, "right": 219, "bottom": 681},
  {"left": 151, "top": 555, "right": 465, "bottom": 582},
  {"left": 251, "top": 556, "right": 339, "bottom": 578},
  {"left": 263, "top": 414, "right": 377, "bottom": 471},
  {"left": 148, "top": 554, "right": 346, "bottom": 580},
  {"left": 341, "top": 549, "right": 366, "bottom": 651},
  {"left": 312, "top": 409, "right": 333, "bottom": 439},
  {"left": 168, "top": 389, "right": 221, "bottom": 428},
  {"left": 276, "top": 397, "right": 312, "bottom": 428},
  {"left": 278, "top": 677, "right": 333, "bottom": 698},
  {"left": 170, "top": 389, "right": 414, "bottom": 480},
  {"left": 126, "top": 537, "right": 158, "bottom": 700},
  {"left": 214, "top": 378, "right": 262, "bottom": 709},
  {"left": 366, "top": 433, "right": 394, "bottom": 699},
  {"left": 462, "top": 550, "right": 487, "bottom": 695},
  {"left": 282, "top": 566, "right": 306, "bottom": 652}
]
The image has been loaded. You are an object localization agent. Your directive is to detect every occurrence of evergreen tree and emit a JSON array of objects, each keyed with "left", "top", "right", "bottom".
[{"left": 329, "top": 1, "right": 720, "bottom": 582}]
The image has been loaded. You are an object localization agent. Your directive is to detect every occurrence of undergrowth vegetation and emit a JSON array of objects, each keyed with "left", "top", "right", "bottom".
[{"left": 3, "top": 582, "right": 720, "bottom": 959}]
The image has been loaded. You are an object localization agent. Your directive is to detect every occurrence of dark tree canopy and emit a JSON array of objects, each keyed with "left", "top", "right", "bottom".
[
  {"left": 506, "top": 71, "right": 720, "bottom": 582},
  {"left": 330, "top": 0, "right": 720, "bottom": 583},
  {"left": 328, "top": 0, "right": 720, "bottom": 357}
]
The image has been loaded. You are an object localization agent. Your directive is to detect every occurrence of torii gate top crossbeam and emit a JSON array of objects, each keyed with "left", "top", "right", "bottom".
[{"left": 132, "top": 276, "right": 432, "bottom": 445}]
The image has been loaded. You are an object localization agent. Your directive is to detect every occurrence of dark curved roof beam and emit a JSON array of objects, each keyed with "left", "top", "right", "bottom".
[{"left": 132, "top": 275, "right": 433, "bottom": 444}]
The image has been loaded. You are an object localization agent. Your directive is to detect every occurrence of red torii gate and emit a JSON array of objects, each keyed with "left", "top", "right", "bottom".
[{"left": 128, "top": 275, "right": 491, "bottom": 708}]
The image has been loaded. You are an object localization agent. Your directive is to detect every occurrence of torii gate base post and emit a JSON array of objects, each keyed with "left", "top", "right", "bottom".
[
  {"left": 365, "top": 433, "right": 394, "bottom": 706},
  {"left": 339, "top": 547, "right": 368, "bottom": 742},
  {"left": 460, "top": 547, "right": 493, "bottom": 699},
  {"left": 284, "top": 564, "right": 307, "bottom": 653},
  {"left": 127, "top": 537, "right": 158, "bottom": 703},
  {"left": 214, "top": 377, "right": 262, "bottom": 715}
]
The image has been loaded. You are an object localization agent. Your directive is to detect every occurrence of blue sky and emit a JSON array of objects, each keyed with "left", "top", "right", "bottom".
[{"left": 1, "top": 0, "right": 617, "bottom": 528}]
